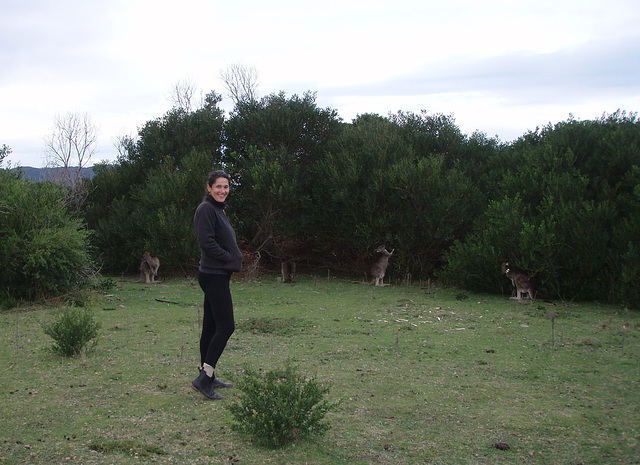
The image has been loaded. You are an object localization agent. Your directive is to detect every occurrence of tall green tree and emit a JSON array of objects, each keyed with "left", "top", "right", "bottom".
[
  {"left": 314, "top": 113, "right": 483, "bottom": 277},
  {"left": 313, "top": 114, "right": 411, "bottom": 269},
  {"left": 225, "top": 91, "right": 341, "bottom": 167},
  {"left": 223, "top": 91, "right": 343, "bottom": 263},
  {"left": 441, "top": 111, "right": 640, "bottom": 306},
  {"left": 84, "top": 92, "right": 225, "bottom": 273}
]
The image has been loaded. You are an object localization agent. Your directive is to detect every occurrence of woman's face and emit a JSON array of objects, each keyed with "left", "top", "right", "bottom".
[{"left": 207, "top": 177, "right": 230, "bottom": 203}]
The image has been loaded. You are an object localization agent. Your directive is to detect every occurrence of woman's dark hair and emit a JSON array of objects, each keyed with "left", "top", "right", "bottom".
[{"left": 207, "top": 169, "right": 230, "bottom": 187}]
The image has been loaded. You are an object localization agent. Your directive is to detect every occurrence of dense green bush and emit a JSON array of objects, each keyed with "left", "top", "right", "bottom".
[
  {"left": 80, "top": 92, "right": 638, "bottom": 307},
  {"left": 87, "top": 150, "right": 212, "bottom": 273},
  {"left": 43, "top": 307, "right": 100, "bottom": 356},
  {"left": 440, "top": 112, "right": 640, "bottom": 306},
  {"left": 0, "top": 172, "right": 94, "bottom": 301},
  {"left": 314, "top": 113, "right": 486, "bottom": 276},
  {"left": 227, "top": 364, "right": 334, "bottom": 448},
  {"left": 224, "top": 91, "right": 343, "bottom": 264},
  {"left": 84, "top": 95, "right": 225, "bottom": 274}
]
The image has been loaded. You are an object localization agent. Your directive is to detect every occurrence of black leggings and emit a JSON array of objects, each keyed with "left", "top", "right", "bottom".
[{"left": 198, "top": 272, "right": 235, "bottom": 368}]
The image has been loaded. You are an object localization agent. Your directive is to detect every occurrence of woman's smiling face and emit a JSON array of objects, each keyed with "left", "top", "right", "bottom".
[{"left": 207, "top": 177, "right": 230, "bottom": 202}]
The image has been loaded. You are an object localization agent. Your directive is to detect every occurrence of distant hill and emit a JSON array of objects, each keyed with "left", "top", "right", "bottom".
[{"left": 12, "top": 166, "right": 95, "bottom": 182}]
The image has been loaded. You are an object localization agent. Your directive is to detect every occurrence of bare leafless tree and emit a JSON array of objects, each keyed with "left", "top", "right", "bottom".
[
  {"left": 44, "top": 112, "right": 98, "bottom": 209},
  {"left": 169, "top": 79, "right": 198, "bottom": 112},
  {"left": 219, "top": 63, "right": 259, "bottom": 104}
]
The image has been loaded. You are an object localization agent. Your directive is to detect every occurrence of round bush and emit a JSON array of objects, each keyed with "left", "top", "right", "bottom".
[
  {"left": 43, "top": 307, "right": 100, "bottom": 357},
  {"left": 226, "top": 364, "right": 334, "bottom": 448}
]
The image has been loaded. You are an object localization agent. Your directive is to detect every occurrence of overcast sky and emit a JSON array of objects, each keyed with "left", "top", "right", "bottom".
[{"left": 2, "top": 0, "right": 639, "bottom": 167}]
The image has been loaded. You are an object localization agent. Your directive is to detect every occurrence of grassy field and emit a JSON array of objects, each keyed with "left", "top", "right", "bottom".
[{"left": 1, "top": 274, "right": 639, "bottom": 464}]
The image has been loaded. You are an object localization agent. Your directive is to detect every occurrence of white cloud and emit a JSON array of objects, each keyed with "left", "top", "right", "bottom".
[{"left": 1, "top": 0, "right": 639, "bottom": 166}]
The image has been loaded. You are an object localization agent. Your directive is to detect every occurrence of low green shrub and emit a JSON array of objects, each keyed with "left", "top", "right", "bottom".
[
  {"left": 43, "top": 307, "right": 100, "bottom": 357},
  {"left": 1, "top": 292, "right": 18, "bottom": 311},
  {"left": 0, "top": 173, "right": 95, "bottom": 301},
  {"left": 227, "top": 364, "right": 334, "bottom": 448}
]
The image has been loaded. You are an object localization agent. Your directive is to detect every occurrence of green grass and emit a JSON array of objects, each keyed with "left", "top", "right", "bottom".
[{"left": 1, "top": 274, "right": 639, "bottom": 464}]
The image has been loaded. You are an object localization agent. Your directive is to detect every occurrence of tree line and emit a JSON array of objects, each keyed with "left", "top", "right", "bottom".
[{"left": 1, "top": 93, "right": 638, "bottom": 308}]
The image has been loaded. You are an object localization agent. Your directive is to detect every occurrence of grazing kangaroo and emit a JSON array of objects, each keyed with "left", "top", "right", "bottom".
[
  {"left": 370, "top": 245, "right": 394, "bottom": 286},
  {"left": 131, "top": 252, "right": 160, "bottom": 283},
  {"left": 281, "top": 259, "right": 296, "bottom": 283}
]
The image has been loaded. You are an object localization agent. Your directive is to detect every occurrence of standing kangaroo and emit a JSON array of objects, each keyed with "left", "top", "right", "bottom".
[
  {"left": 501, "top": 262, "right": 535, "bottom": 300},
  {"left": 502, "top": 262, "right": 555, "bottom": 304},
  {"left": 281, "top": 259, "right": 296, "bottom": 283},
  {"left": 370, "top": 245, "right": 394, "bottom": 286},
  {"left": 136, "top": 252, "right": 160, "bottom": 283}
]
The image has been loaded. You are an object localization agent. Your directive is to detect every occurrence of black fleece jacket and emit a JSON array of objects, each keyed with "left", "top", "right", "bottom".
[{"left": 193, "top": 195, "right": 243, "bottom": 273}]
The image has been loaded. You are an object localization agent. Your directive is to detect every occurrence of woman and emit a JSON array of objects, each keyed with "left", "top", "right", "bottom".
[{"left": 191, "top": 170, "right": 243, "bottom": 400}]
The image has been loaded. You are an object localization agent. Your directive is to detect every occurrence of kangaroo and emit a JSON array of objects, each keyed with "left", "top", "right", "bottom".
[
  {"left": 129, "top": 252, "right": 160, "bottom": 283},
  {"left": 502, "top": 262, "right": 535, "bottom": 300},
  {"left": 370, "top": 245, "right": 394, "bottom": 286},
  {"left": 281, "top": 259, "right": 296, "bottom": 283}
]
